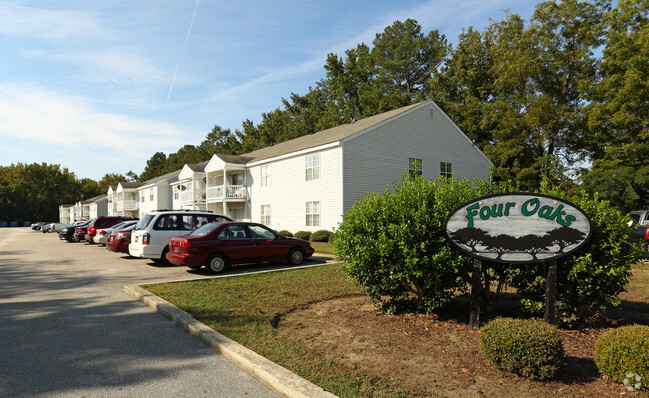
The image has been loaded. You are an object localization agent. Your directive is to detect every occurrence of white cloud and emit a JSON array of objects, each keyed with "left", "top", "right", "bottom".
[
  {"left": 0, "top": 83, "right": 193, "bottom": 178},
  {"left": 0, "top": 2, "right": 107, "bottom": 41}
]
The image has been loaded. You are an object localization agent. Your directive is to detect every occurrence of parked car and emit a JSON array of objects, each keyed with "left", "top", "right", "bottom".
[
  {"left": 59, "top": 220, "right": 91, "bottom": 242},
  {"left": 129, "top": 210, "right": 232, "bottom": 263},
  {"left": 93, "top": 220, "right": 138, "bottom": 245},
  {"left": 31, "top": 222, "right": 48, "bottom": 231},
  {"left": 166, "top": 221, "right": 315, "bottom": 273},
  {"left": 42, "top": 222, "right": 73, "bottom": 233},
  {"left": 86, "top": 216, "right": 138, "bottom": 244},
  {"left": 629, "top": 210, "right": 649, "bottom": 247},
  {"left": 72, "top": 222, "right": 91, "bottom": 242},
  {"left": 106, "top": 224, "right": 137, "bottom": 254}
]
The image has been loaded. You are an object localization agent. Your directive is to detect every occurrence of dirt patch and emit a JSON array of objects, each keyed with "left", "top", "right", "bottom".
[{"left": 278, "top": 293, "right": 647, "bottom": 397}]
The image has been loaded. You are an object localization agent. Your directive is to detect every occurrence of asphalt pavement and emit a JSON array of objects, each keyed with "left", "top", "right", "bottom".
[{"left": 0, "top": 228, "right": 332, "bottom": 397}]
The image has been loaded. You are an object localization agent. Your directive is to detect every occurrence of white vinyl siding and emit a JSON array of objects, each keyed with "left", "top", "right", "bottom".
[
  {"left": 248, "top": 147, "right": 342, "bottom": 233},
  {"left": 342, "top": 104, "right": 491, "bottom": 212}
]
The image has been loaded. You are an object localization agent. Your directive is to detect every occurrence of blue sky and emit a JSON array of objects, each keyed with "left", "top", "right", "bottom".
[{"left": 0, "top": 0, "right": 537, "bottom": 181}]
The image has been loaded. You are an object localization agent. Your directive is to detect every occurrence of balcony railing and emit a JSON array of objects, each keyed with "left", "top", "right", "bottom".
[
  {"left": 180, "top": 189, "right": 206, "bottom": 203},
  {"left": 206, "top": 185, "right": 247, "bottom": 201},
  {"left": 116, "top": 200, "right": 138, "bottom": 211}
]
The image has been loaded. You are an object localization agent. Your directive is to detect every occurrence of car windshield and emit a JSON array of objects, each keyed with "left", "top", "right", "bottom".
[
  {"left": 188, "top": 222, "right": 223, "bottom": 237},
  {"left": 135, "top": 214, "right": 155, "bottom": 230}
]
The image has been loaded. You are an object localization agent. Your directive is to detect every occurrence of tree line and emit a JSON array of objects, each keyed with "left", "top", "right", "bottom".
[
  {"left": 2, "top": 0, "right": 647, "bottom": 223},
  {"left": 140, "top": 0, "right": 648, "bottom": 212}
]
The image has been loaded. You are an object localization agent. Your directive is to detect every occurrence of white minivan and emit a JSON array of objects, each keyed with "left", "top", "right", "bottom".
[{"left": 129, "top": 210, "right": 232, "bottom": 262}]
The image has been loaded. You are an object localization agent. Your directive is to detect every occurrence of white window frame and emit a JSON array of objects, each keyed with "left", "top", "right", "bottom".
[
  {"left": 306, "top": 201, "right": 320, "bottom": 227},
  {"left": 149, "top": 187, "right": 154, "bottom": 201},
  {"left": 440, "top": 161, "right": 452, "bottom": 178},
  {"left": 409, "top": 157, "right": 423, "bottom": 176},
  {"left": 261, "top": 165, "right": 271, "bottom": 187},
  {"left": 306, "top": 154, "right": 320, "bottom": 181},
  {"left": 260, "top": 204, "right": 271, "bottom": 225}
]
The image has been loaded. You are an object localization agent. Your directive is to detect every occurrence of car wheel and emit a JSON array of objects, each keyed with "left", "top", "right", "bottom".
[
  {"left": 46, "top": 228, "right": 53, "bottom": 233},
  {"left": 287, "top": 248, "right": 305, "bottom": 265},
  {"left": 160, "top": 246, "right": 171, "bottom": 265},
  {"left": 206, "top": 254, "right": 228, "bottom": 274}
]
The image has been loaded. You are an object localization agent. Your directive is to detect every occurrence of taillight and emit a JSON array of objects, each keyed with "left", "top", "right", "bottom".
[
  {"left": 76, "top": 228, "right": 83, "bottom": 233},
  {"left": 178, "top": 241, "right": 192, "bottom": 247},
  {"left": 645, "top": 229, "right": 649, "bottom": 240},
  {"left": 99, "top": 230, "right": 107, "bottom": 235},
  {"left": 142, "top": 233, "right": 150, "bottom": 245}
]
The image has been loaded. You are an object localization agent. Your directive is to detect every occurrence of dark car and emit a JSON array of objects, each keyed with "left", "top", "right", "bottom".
[
  {"left": 86, "top": 216, "right": 138, "bottom": 243},
  {"left": 59, "top": 220, "right": 91, "bottom": 242},
  {"left": 72, "top": 218, "right": 96, "bottom": 242},
  {"left": 106, "top": 224, "right": 136, "bottom": 254},
  {"left": 166, "top": 221, "right": 315, "bottom": 273}
]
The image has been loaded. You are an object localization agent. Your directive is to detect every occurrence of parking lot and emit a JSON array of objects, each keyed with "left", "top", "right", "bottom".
[{"left": 0, "top": 228, "right": 331, "bottom": 397}]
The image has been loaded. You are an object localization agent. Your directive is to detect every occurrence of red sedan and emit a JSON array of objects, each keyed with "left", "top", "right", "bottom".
[
  {"left": 106, "top": 224, "right": 136, "bottom": 254},
  {"left": 166, "top": 222, "right": 315, "bottom": 273}
]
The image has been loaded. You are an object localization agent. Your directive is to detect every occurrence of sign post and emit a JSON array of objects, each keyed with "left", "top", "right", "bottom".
[
  {"left": 470, "top": 259, "right": 482, "bottom": 330},
  {"left": 444, "top": 193, "right": 592, "bottom": 328},
  {"left": 544, "top": 260, "right": 558, "bottom": 324}
]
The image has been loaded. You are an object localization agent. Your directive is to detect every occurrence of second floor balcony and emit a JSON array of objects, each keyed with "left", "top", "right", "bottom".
[{"left": 206, "top": 185, "right": 247, "bottom": 202}]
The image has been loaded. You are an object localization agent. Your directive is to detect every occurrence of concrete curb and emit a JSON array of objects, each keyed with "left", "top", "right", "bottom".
[{"left": 124, "top": 284, "right": 337, "bottom": 398}]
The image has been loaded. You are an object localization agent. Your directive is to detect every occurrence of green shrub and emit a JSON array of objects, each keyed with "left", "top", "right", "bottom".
[
  {"left": 479, "top": 317, "right": 564, "bottom": 380},
  {"left": 328, "top": 232, "right": 336, "bottom": 243},
  {"left": 511, "top": 182, "right": 645, "bottom": 327},
  {"left": 277, "top": 230, "right": 293, "bottom": 237},
  {"left": 311, "top": 230, "right": 334, "bottom": 242},
  {"left": 595, "top": 325, "right": 649, "bottom": 390},
  {"left": 335, "top": 174, "right": 507, "bottom": 313},
  {"left": 294, "top": 231, "right": 311, "bottom": 240}
]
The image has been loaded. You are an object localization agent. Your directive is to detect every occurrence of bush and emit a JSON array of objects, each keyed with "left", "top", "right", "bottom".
[
  {"left": 311, "top": 230, "right": 334, "bottom": 242},
  {"left": 328, "top": 232, "right": 336, "bottom": 243},
  {"left": 334, "top": 174, "right": 506, "bottom": 313},
  {"left": 511, "top": 183, "right": 645, "bottom": 327},
  {"left": 595, "top": 325, "right": 649, "bottom": 390},
  {"left": 294, "top": 231, "right": 311, "bottom": 240},
  {"left": 479, "top": 317, "right": 564, "bottom": 380},
  {"left": 277, "top": 230, "right": 293, "bottom": 237}
]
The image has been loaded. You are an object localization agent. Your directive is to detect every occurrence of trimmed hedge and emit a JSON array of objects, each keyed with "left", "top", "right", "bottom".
[
  {"left": 479, "top": 317, "right": 564, "bottom": 380},
  {"left": 311, "top": 230, "right": 334, "bottom": 242},
  {"left": 277, "top": 230, "right": 293, "bottom": 237},
  {"left": 595, "top": 325, "right": 649, "bottom": 390},
  {"left": 294, "top": 231, "right": 311, "bottom": 240}
]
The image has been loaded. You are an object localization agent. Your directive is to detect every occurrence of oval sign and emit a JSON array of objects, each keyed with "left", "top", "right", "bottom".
[{"left": 444, "top": 193, "right": 592, "bottom": 264}]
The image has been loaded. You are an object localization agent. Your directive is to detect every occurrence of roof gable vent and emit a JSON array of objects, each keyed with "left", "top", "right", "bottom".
[{"left": 429, "top": 108, "right": 435, "bottom": 119}]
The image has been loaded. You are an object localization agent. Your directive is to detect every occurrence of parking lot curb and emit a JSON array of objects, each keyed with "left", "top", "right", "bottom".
[{"left": 124, "top": 284, "right": 338, "bottom": 398}]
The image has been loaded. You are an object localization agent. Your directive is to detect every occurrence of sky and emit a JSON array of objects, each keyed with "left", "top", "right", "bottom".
[{"left": 0, "top": 0, "right": 538, "bottom": 181}]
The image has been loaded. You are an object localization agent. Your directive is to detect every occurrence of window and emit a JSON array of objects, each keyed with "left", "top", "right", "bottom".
[
  {"left": 306, "top": 154, "right": 320, "bottom": 181},
  {"left": 219, "top": 225, "right": 249, "bottom": 239},
  {"left": 409, "top": 158, "right": 422, "bottom": 176},
  {"left": 306, "top": 201, "right": 320, "bottom": 227},
  {"left": 261, "top": 165, "right": 271, "bottom": 187},
  {"left": 440, "top": 162, "right": 453, "bottom": 178},
  {"left": 249, "top": 225, "right": 276, "bottom": 239},
  {"left": 140, "top": 193, "right": 145, "bottom": 202},
  {"left": 154, "top": 214, "right": 180, "bottom": 230},
  {"left": 260, "top": 205, "right": 271, "bottom": 225},
  {"left": 149, "top": 188, "right": 154, "bottom": 201}
]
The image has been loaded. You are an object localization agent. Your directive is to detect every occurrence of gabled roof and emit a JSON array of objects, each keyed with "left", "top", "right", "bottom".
[
  {"left": 185, "top": 161, "right": 209, "bottom": 172},
  {"left": 138, "top": 170, "right": 180, "bottom": 188},
  {"left": 242, "top": 101, "right": 423, "bottom": 163},
  {"left": 118, "top": 182, "right": 144, "bottom": 189}
]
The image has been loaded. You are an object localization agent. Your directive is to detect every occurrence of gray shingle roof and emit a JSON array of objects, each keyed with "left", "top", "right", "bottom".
[{"left": 242, "top": 101, "right": 423, "bottom": 163}]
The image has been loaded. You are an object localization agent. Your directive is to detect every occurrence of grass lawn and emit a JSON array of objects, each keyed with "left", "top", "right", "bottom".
[
  {"left": 144, "top": 260, "right": 649, "bottom": 397},
  {"left": 144, "top": 264, "right": 403, "bottom": 396}
]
